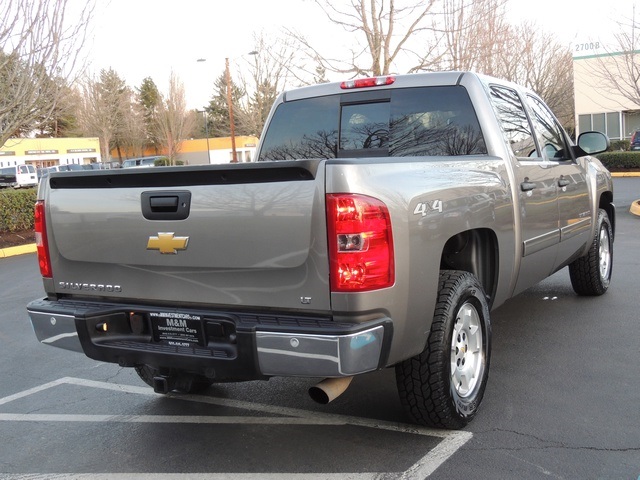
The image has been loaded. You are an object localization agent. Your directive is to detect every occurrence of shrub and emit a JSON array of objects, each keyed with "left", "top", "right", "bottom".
[
  {"left": 0, "top": 188, "right": 37, "bottom": 232},
  {"left": 154, "top": 157, "right": 184, "bottom": 166},
  {"left": 595, "top": 151, "right": 640, "bottom": 170},
  {"left": 608, "top": 139, "right": 630, "bottom": 151}
]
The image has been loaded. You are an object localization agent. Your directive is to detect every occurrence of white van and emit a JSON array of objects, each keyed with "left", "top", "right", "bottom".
[{"left": 0, "top": 164, "right": 38, "bottom": 188}]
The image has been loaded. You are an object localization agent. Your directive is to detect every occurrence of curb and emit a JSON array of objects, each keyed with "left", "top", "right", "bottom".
[
  {"left": 631, "top": 200, "right": 640, "bottom": 216},
  {"left": 0, "top": 243, "right": 37, "bottom": 259},
  {"left": 611, "top": 172, "right": 640, "bottom": 177}
]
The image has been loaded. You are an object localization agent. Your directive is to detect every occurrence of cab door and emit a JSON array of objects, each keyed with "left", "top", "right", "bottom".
[
  {"left": 489, "top": 85, "right": 560, "bottom": 295},
  {"left": 526, "top": 95, "right": 592, "bottom": 271}
]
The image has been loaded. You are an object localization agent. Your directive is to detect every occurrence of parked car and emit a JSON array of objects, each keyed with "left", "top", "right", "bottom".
[
  {"left": 0, "top": 164, "right": 38, "bottom": 188},
  {"left": 630, "top": 130, "right": 640, "bottom": 150},
  {"left": 121, "top": 156, "right": 165, "bottom": 168},
  {"left": 81, "top": 163, "right": 109, "bottom": 171},
  {"left": 38, "top": 164, "right": 84, "bottom": 180}
]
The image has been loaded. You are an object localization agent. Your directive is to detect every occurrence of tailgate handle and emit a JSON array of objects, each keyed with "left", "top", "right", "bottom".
[
  {"left": 150, "top": 196, "right": 179, "bottom": 212},
  {"left": 142, "top": 191, "right": 191, "bottom": 220}
]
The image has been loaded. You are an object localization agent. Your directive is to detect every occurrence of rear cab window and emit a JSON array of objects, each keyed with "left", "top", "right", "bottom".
[
  {"left": 258, "top": 86, "right": 487, "bottom": 161},
  {"left": 488, "top": 85, "right": 539, "bottom": 160}
]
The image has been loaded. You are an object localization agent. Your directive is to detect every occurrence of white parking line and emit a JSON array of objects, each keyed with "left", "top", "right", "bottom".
[
  {"left": 0, "top": 474, "right": 376, "bottom": 479},
  {"left": 0, "top": 413, "right": 344, "bottom": 425},
  {"left": 1, "top": 474, "right": 377, "bottom": 479},
  {"left": 0, "top": 377, "right": 472, "bottom": 479}
]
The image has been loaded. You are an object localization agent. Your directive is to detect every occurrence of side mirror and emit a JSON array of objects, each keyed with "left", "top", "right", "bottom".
[{"left": 577, "top": 131, "right": 609, "bottom": 155}]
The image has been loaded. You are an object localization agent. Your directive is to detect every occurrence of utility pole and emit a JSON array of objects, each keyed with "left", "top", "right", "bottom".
[{"left": 225, "top": 57, "right": 238, "bottom": 163}]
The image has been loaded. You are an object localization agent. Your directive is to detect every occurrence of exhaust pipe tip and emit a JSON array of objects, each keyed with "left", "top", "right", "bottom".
[{"left": 309, "top": 376, "right": 354, "bottom": 404}]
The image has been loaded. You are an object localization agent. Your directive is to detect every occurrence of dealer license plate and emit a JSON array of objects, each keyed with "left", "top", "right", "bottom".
[{"left": 150, "top": 311, "right": 204, "bottom": 347}]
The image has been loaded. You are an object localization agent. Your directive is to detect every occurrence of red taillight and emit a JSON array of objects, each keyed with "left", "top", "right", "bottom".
[
  {"left": 340, "top": 76, "right": 395, "bottom": 89},
  {"left": 327, "top": 194, "right": 394, "bottom": 292},
  {"left": 34, "top": 200, "right": 52, "bottom": 278}
]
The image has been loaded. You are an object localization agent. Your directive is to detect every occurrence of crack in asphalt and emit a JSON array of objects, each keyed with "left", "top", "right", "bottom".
[{"left": 472, "top": 428, "right": 640, "bottom": 453}]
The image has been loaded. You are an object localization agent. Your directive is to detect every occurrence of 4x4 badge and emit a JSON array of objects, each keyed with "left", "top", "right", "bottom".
[{"left": 147, "top": 232, "right": 189, "bottom": 254}]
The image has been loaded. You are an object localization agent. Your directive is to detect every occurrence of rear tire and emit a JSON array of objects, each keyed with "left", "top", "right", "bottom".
[
  {"left": 396, "top": 270, "right": 491, "bottom": 429},
  {"left": 134, "top": 365, "right": 214, "bottom": 394},
  {"left": 569, "top": 209, "right": 613, "bottom": 296}
]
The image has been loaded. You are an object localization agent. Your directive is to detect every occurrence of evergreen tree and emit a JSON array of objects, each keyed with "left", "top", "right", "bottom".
[
  {"left": 204, "top": 72, "right": 245, "bottom": 137},
  {"left": 242, "top": 79, "right": 278, "bottom": 136},
  {"left": 137, "top": 77, "right": 161, "bottom": 151}
]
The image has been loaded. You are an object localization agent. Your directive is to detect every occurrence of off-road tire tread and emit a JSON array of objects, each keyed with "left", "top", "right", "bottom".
[
  {"left": 395, "top": 270, "right": 489, "bottom": 429},
  {"left": 569, "top": 209, "right": 612, "bottom": 296}
]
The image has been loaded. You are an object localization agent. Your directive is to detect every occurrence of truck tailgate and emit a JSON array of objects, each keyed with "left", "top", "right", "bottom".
[{"left": 43, "top": 161, "right": 330, "bottom": 311}]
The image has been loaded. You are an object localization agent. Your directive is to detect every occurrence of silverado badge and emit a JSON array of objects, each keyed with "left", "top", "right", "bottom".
[{"left": 147, "top": 232, "right": 189, "bottom": 254}]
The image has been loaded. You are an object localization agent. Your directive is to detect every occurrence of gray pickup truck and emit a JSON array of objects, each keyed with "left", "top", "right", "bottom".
[{"left": 28, "top": 71, "right": 614, "bottom": 429}]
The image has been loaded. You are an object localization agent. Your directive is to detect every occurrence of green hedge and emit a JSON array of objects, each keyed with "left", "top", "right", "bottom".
[
  {"left": 0, "top": 188, "right": 37, "bottom": 232},
  {"left": 595, "top": 151, "right": 640, "bottom": 170},
  {"left": 154, "top": 157, "right": 184, "bottom": 166},
  {"left": 608, "top": 140, "right": 630, "bottom": 151}
]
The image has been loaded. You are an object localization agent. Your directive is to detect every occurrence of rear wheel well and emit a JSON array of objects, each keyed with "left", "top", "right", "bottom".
[
  {"left": 440, "top": 229, "right": 498, "bottom": 306},
  {"left": 599, "top": 191, "right": 615, "bottom": 238}
]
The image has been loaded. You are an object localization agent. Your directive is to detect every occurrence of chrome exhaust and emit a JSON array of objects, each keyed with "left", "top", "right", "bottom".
[{"left": 308, "top": 376, "right": 354, "bottom": 404}]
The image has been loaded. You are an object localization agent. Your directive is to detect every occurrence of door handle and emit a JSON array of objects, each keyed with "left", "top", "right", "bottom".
[
  {"left": 520, "top": 181, "right": 536, "bottom": 192},
  {"left": 558, "top": 177, "right": 570, "bottom": 188}
]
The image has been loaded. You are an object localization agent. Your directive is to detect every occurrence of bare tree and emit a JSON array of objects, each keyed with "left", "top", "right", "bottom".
[
  {"left": 493, "top": 23, "right": 575, "bottom": 130},
  {"left": 438, "top": 3, "right": 574, "bottom": 130},
  {"left": 154, "top": 73, "right": 195, "bottom": 165},
  {"left": 590, "top": 17, "right": 640, "bottom": 109},
  {"left": 235, "top": 32, "right": 296, "bottom": 137},
  {"left": 118, "top": 96, "right": 147, "bottom": 159},
  {"left": 288, "top": 0, "right": 441, "bottom": 78},
  {"left": 77, "top": 69, "right": 132, "bottom": 163},
  {"left": 0, "top": 0, "right": 95, "bottom": 146},
  {"left": 437, "top": 0, "right": 509, "bottom": 73}
]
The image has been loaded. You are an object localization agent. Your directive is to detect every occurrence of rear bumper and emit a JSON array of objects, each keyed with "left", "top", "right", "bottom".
[{"left": 27, "top": 298, "right": 392, "bottom": 380}]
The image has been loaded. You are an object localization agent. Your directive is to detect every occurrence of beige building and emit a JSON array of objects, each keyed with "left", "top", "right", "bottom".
[
  {"left": 176, "top": 136, "right": 260, "bottom": 165},
  {"left": 574, "top": 46, "right": 640, "bottom": 139},
  {"left": 0, "top": 137, "right": 102, "bottom": 170}
]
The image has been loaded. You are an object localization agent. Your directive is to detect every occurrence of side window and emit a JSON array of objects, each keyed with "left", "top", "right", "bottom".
[
  {"left": 527, "top": 96, "right": 571, "bottom": 161},
  {"left": 489, "top": 86, "right": 539, "bottom": 159}
]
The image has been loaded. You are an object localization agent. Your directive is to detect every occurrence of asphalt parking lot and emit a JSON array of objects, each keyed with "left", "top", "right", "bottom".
[{"left": 0, "top": 177, "right": 639, "bottom": 479}]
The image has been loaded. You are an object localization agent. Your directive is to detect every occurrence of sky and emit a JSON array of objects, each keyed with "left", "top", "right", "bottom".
[{"left": 83, "top": 0, "right": 635, "bottom": 110}]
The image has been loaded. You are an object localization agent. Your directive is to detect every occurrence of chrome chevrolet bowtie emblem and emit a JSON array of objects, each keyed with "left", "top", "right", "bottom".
[{"left": 147, "top": 233, "right": 189, "bottom": 254}]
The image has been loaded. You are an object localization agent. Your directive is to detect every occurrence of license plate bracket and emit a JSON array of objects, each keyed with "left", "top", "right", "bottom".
[{"left": 150, "top": 312, "right": 204, "bottom": 347}]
